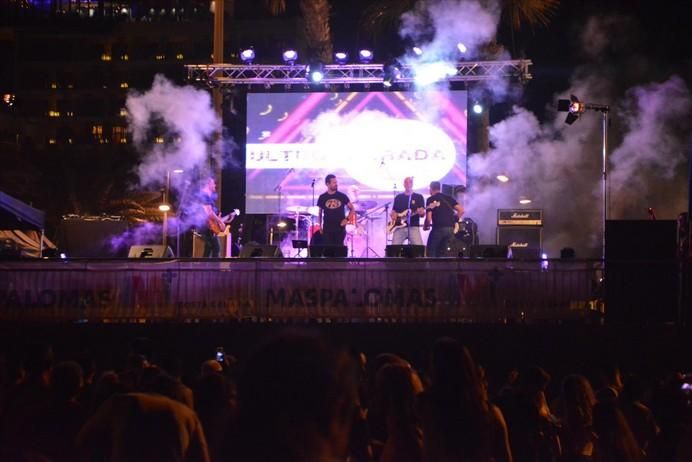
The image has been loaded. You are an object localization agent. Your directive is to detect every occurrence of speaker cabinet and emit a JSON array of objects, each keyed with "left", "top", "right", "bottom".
[
  {"left": 239, "top": 244, "right": 283, "bottom": 258},
  {"left": 59, "top": 219, "right": 129, "bottom": 258},
  {"left": 469, "top": 245, "right": 509, "bottom": 259},
  {"left": 308, "top": 245, "right": 348, "bottom": 258},
  {"left": 606, "top": 220, "right": 679, "bottom": 324},
  {"left": 128, "top": 245, "right": 174, "bottom": 258},
  {"left": 385, "top": 245, "right": 426, "bottom": 258},
  {"left": 497, "top": 226, "right": 542, "bottom": 250}
]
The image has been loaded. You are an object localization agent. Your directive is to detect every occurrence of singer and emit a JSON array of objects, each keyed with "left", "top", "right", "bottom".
[{"left": 316, "top": 174, "right": 355, "bottom": 247}]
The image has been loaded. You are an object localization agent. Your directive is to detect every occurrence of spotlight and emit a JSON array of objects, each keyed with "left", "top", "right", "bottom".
[
  {"left": 557, "top": 94, "right": 586, "bottom": 125},
  {"left": 334, "top": 51, "right": 348, "bottom": 64},
  {"left": 383, "top": 61, "right": 402, "bottom": 88},
  {"left": 457, "top": 42, "right": 467, "bottom": 54},
  {"left": 412, "top": 46, "right": 423, "bottom": 56},
  {"left": 240, "top": 48, "right": 255, "bottom": 64},
  {"left": 519, "top": 198, "right": 532, "bottom": 205},
  {"left": 159, "top": 203, "right": 171, "bottom": 212},
  {"left": 472, "top": 102, "right": 483, "bottom": 114},
  {"left": 358, "top": 49, "right": 373, "bottom": 63},
  {"left": 496, "top": 174, "right": 509, "bottom": 183},
  {"left": 306, "top": 62, "right": 325, "bottom": 83},
  {"left": 277, "top": 221, "right": 287, "bottom": 229},
  {"left": 282, "top": 49, "right": 298, "bottom": 65}
]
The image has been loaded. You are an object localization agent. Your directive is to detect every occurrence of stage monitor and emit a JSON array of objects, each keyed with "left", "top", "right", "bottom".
[{"left": 245, "top": 91, "right": 468, "bottom": 214}]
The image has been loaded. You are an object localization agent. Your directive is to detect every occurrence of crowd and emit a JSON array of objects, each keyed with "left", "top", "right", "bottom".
[{"left": 1, "top": 330, "right": 691, "bottom": 462}]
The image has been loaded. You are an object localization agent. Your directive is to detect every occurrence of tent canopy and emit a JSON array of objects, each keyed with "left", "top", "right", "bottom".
[{"left": 0, "top": 191, "right": 45, "bottom": 230}]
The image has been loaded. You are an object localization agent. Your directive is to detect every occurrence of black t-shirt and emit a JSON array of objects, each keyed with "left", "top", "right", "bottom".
[
  {"left": 393, "top": 192, "right": 425, "bottom": 227},
  {"left": 317, "top": 191, "right": 350, "bottom": 232},
  {"left": 426, "top": 193, "right": 458, "bottom": 227}
]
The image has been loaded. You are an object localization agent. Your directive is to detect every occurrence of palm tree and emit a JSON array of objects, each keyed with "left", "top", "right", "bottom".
[
  {"left": 360, "top": 0, "right": 559, "bottom": 56},
  {"left": 263, "top": 0, "right": 333, "bottom": 62}
]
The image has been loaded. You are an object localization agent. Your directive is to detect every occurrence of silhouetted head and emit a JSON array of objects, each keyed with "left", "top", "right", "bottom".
[{"left": 238, "top": 331, "right": 357, "bottom": 462}]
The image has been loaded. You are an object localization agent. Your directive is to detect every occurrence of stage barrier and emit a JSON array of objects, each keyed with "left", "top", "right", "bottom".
[{"left": 0, "top": 259, "right": 602, "bottom": 322}]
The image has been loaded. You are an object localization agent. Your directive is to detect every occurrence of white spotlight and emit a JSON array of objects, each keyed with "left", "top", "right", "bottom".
[
  {"left": 282, "top": 49, "right": 298, "bottom": 64},
  {"left": 240, "top": 48, "right": 255, "bottom": 64},
  {"left": 457, "top": 42, "right": 467, "bottom": 54},
  {"left": 472, "top": 102, "right": 483, "bottom": 114},
  {"left": 519, "top": 198, "right": 532, "bottom": 205},
  {"left": 412, "top": 46, "right": 423, "bottom": 56},
  {"left": 496, "top": 174, "right": 509, "bottom": 183},
  {"left": 334, "top": 52, "right": 348, "bottom": 64},
  {"left": 358, "top": 49, "right": 373, "bottom": 63}
]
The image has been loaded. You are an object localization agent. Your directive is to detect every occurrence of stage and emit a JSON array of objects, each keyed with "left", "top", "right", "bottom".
[{"left": 0, "top": 257, "right": 603, "bottom": 323}]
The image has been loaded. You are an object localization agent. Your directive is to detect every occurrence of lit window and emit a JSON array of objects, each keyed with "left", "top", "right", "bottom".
[
  {"left": 120, "top": 108, "right": 128, "bottom": 117},
  {"left": 176, "top": 53, "right": 184, "bottom": 60},
  {"left": 120, "top": 82, "right": 129, "bottom": 89},
  {"left": 48, "top": 138, "right": 56, "bottom": 144},
  {"left": 154, "top": 136, "right": 165, "bottom": 144},
  {"left": 50, "top": 83, "right": 58, "bottom": 89},
  {"left": 48, "top": 110, "right": 60, "bottom": 117},
  {"left": 155, "top": 55, "right": 165, "bottom": 60},
  {"left": 101, "top": 53, "right": 112, "bottom": 61},
  {"left": 121, "top": 54, "right": 129, "bottom": 61},
  {"left": 65, "top": 111, "right": 74, "bottom": 117},
  {"left": 112, "top": 126, "right": 128, "bottom": 143}
]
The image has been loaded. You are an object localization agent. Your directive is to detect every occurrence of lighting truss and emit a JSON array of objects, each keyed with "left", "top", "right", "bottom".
[{"left": 185, "top": 59, "right": 532, "bottom": 87}]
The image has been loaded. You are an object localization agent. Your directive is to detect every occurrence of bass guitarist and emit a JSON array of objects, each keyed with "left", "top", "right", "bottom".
[
  {"left": 423, "top": 181, "right": 464, "bottom": 257},
  {"left": 388, "top": 176, "right": 426, "bottom": 246},
  {"left": 199, "top": 176, "right": 237, "bottom": 258}
]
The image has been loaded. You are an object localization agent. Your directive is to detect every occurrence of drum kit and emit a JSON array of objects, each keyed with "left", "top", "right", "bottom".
[{"left": 277, "top": 200, "right": 383, "bottom": 257}]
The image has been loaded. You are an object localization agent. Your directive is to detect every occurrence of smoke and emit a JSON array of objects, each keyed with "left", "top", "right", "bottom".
[
  {"left": 127, "top": 74, "right": 224, "bottom": 186},
  {"left": 114, "top": 75, "right": 234, "bottom": 250},
  {"left": 465, "top": 14, "right": 692, "bottom": 257}
]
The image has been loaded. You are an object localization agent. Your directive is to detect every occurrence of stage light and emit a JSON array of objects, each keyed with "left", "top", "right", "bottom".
[
  {"left": 306, "top": 62, "right": 325, "bottom": 83},
  {"left": 383, "top": 62, "right": 402, "bottom": 88},
  {"left": 60, "top": 253, "right": 67, "bottom": 259},
  {"left": 519, "top": 198, "right": 532, "bottom": 205},
  {"left": 159, "top": 203, "right": 171, "bottom": 212},
  {"left": 277, "top": 221, "right": 287, "bottom": 229},
  {"left": 557, "top": 94, "right": 585, "bottom": 125},
  {"left": 496, "top": 174, "right": 509, "bottom": 183},
  {"left": 457, "top": 42, "right": 467, "bottom": 54},
  {"left": 240, "top": 48, "right": 255, "bottom": 64},
  {"left": 282, "top": 49, "right": 298, "bottom": 64},
  {"left": 472, "top": 102, "right": 483, "bottom": 114},
  {"left": 358, "top": 49, "right": 373, "bottom": 63},
  {"left": 412, "top": 46, "right": 423, "bottom": 56},
  {"left": 172, "top": 168, "right": 184, "bottom": 174},
  {"left": 334, "top": 52, "right": 348, "bottom": 64}
]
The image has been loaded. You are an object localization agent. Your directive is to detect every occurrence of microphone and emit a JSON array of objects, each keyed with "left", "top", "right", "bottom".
[
  {"left": 311, "top": 178, "right": 315, "bottom": 187},
  {"left": 647, "top": 207, "right": 656, "bottom": 220}
]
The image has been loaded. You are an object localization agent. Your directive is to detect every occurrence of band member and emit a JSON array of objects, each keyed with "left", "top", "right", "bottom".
[
  {"left": 390, "top": 176, "right": 426, "bottom": 246},
  {"left": 199, "top": 177, "right": 226, "bottom": 258},
  {"left": 317, "top": 174, "right": 355, "bottom": 247},
  {"left": 424, "top": 181, "right": 464, "bottom": 257}
]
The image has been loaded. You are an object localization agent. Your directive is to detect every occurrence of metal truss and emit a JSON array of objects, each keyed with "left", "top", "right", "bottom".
[{"left": 185, "top": 59, "right": 532, "bottom": 87}]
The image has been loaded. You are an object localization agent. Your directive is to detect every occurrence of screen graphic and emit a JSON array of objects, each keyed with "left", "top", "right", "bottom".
[{"left": 245, "top": 90, "right": 467, "bottom": 257}]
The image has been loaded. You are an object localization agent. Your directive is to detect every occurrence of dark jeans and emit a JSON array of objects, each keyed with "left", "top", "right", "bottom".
[
  {"left": 322, "top": 228, "right": 346, "bottom": 247},
  {"left": 201, "top": 228, "right": 220, "bottom": 258},
  {"left": 426, "top": 226, "right": 455, "bottom": 257}
]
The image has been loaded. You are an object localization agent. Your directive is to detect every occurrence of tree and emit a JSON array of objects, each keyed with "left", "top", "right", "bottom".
[
  {"left": 359, "top": 0, "right": 559, "bottom": 55},
  {"left": 263, "top": 0, "right": 333, "bottom": 62}
]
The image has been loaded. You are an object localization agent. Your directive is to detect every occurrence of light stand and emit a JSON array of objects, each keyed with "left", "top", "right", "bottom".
[{"left": 557, "top": 95, "right": 610, "bottom": 261}]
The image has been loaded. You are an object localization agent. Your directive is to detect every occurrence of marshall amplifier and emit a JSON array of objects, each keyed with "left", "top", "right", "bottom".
[
  {"left": 497, "top": 209, "right": 543, "bottom": 227},
  {"left": 497, "top": 226, "right": 542, "bottom": 250}
]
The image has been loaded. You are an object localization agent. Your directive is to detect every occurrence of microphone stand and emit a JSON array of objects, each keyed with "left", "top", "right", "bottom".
[{"left": 272, "top": 168, "right": 294, "bottom": 243}]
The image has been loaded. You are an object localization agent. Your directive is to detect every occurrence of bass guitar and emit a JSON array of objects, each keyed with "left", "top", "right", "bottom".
[{"left": 209, "top": 209, "right": 240, "bottom": 235}]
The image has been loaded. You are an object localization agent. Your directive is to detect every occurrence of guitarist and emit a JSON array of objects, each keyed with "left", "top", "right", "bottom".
[
  {"left": 199, "top": 176, "right": 235, "bottom": 258},
  {"left": 423, "top": 181, "right": 464, "bottom": 257},
  {"left": 389, "top": 176, "right": 426, "bottom": 246}
]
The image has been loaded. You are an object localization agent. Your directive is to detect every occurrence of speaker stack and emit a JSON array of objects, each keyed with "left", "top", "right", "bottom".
[{"left": 496, "top": 209, "right": 543, "bottom": 258}]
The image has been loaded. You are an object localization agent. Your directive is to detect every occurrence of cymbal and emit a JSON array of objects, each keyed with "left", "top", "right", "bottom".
[
  {"left": 285, "top": 205, "right": 320, "bottom": 216},
  {"left": 353, "top": 200, "right": 377, "bottom": 210}
]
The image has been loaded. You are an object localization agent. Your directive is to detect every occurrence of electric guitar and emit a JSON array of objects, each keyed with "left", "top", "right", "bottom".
[
  {"left": 209, "top": 209, "right": 240, "bottom": 235},
  {"left": 387, "top": 209, "right": 411, "bottom": 233},
  {"left": 427, "top": 200, "right": 463, "bottom": 232}
]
